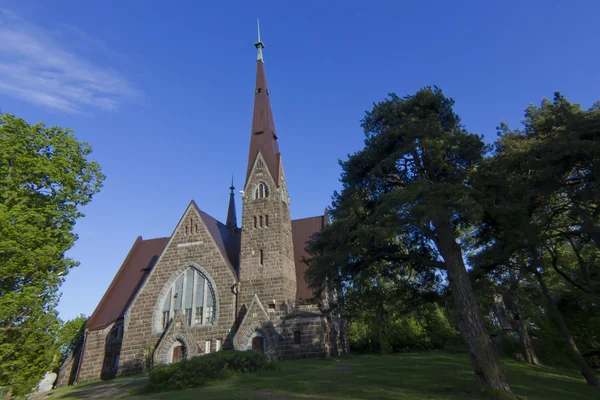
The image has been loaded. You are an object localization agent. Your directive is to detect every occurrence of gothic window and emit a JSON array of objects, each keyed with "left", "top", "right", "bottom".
[
  {"left": 254, "top": 182, "right": 269, "bottom": 199},
  {"left": 265, "top": 215, "right": 269, "bottom": 227},
  {"left": 160, "top": 267, "right": 216, "bottom": 330},
  {"left": 259, "top": 249, "right": 264, "bottom": 266},
  {"left": 256, "top": 160, "right": 264, "bottom": 170},
  {"left": 259, "top": 215, "right": 263, "bottom": 227},
  {"left": 254, "top": 216, "right": 257, "bottom": 229}
]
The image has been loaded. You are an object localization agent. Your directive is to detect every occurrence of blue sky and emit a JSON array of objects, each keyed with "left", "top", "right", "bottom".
[{"left": 1, "top": 0, "right": 598, "bottom": 321}]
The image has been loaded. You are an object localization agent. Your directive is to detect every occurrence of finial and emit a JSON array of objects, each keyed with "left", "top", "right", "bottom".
[
  {"left": 229, "top": 174, "right": 235, "bottom": 194},
  {"left": 254, "top": 19, "right": 264, "bottom": 62}
]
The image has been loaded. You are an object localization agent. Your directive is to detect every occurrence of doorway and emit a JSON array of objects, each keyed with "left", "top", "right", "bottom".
[
  {"left": 172, "top": 343, "right": 185, "bottom": 363},
  {"left": 251, "top": 336, "right": 264, "bottom": 354}
]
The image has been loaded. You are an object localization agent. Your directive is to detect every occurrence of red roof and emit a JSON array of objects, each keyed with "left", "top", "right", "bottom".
[
  {"left": 86, "top": 236, "right": 168, "bottom": 331},
  {"left": 291, "top": 215, "right": 326, "bottom": 302}
]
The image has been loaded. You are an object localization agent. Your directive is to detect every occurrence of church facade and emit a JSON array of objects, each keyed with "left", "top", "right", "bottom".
[{"left": 57, "top": 33, "right": 348, "bottom": 386}]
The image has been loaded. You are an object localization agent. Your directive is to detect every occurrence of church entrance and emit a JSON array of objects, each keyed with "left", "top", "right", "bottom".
[
  {"left": 252, "top": 336, "right": 264, "bottom": 354},
  {"left": 171, "top": 343, "right": 185, "bottom": 363}
]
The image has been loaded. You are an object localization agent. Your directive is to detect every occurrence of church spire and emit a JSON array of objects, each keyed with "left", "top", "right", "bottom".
[
  {"left": 246, "top": 20, "right": 281, "bottom": 186},
  {"left": 226, "top": 176, "right": 237, "bottom": 228}
]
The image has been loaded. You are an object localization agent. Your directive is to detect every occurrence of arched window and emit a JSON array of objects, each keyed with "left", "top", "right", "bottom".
[
  {"left": 161, "top": 267, "right": 216, "bottom": 329},
  {"left": 254, "top": 182, "right": 269, "bottom": 199}
]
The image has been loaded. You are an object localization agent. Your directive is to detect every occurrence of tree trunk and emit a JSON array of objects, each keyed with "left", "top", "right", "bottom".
[
  {"left": 435, "top": 219, "right": 513, "bottom": 397},
  {"left": 534, "top": 270, "right": 600, "bottom": 387},
  {"left": 515, "top": 316, "right": 540, "bottom": 366},
  {"left": 506, "top": 269, "right": 541, "bottom": 366}
]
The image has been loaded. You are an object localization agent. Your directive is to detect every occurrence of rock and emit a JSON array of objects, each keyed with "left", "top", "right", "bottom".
[{"left": 37, "top": 372, "right": 57, "bottom": 393}]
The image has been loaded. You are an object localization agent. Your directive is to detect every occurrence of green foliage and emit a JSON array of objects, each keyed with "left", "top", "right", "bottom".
[
  {"left": 306, "top": 87, "right": 512, "bottom": 394},
  {"left": 144, "top": 351, "right": 276, "bottom": 393},
  {"left": 349, "top": 303, "right": 461, "bottom": 353},
  {"left": 0, "top": 113, "right": 104, "bottom": 396},
  {"left": 54, "top": 315, "right": 87, "bottom": 369}
]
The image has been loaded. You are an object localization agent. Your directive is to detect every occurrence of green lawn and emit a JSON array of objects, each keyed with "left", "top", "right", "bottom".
[{"left": 54, "top": 352, "right": 598, "bottom": 399}]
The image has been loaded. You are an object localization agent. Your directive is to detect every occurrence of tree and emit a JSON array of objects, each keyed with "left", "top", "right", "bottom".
[
  {"left": 472, "top": 94, "right": 600, "bottom": 386},
  {"left": 307, "top": 87, "right": 513, "bottom": 397},
  {"left": 54, "top": 315, "right": 87, "bottom": 369},
  {"left": 0, "top": 114, "right": 104, "bottom": 396}
]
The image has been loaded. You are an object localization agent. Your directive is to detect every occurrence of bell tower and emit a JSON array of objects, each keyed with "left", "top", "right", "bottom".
[{"left": 238, "top": 21, "right": 296, "bottom": 314}]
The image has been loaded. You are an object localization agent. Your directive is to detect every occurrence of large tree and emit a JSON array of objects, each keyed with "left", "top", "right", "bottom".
[
  {"left": 0, "top": 114, "right": 104, "bottom": 396},
  {"left": 307, "top": 87, "right": 513, "bottom": 397},
  {"left": 472, "top": 94, "right": 600, "bottom": 386}
]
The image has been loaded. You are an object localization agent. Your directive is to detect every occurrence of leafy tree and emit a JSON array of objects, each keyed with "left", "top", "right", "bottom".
[
  {"left": 54, "top": 315, "right": 87, "bottom": 370},
  {"left": 0, "top": 114, "right": 104, "bottom": 396},
  {"left": 307, "top": 87, "right": 513, "bottom": 397}
]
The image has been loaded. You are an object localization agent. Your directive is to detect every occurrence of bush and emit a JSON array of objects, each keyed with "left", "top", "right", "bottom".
[
  {"left": 145, "top": 350, "right": 275, "bottom": 392},
  {"left": 349, "top": 303, "right": 461, "bottom": 354}
]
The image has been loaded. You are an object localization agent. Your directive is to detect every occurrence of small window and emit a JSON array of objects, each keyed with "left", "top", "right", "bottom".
[
  {"left": 294, "top": 331, "right": 301, "bottom": 345},
  {"left": 254, "top": 216, "right": 257, "bottom": 229},
  {"left": 265, "top": 215, "right": 269, "bottom": 227},
  {"left": 259, "top": 249, "right": 264, "bottom": 266},
  {"left": 259, "top": 216, "right": 263, "bottom": 227},
  {"left": 205, "top": 340, "right": 211, "bottom": 354},
  {"left": 256, "top": 88, "right": 262, "bottom": 94},
  {"left": 215, "top": 339, "right": 221, "bottom": 352},
  {"left": 185, "top": 308, "right": 192, "bottom": 326},
  {"left": 268, "top": 303, "right": 275, "bottom": 310},
  {"left": 185, "top": 226, "right": 188, "bottom": 235},
  {"left": 254, "top": 182, "right": 269, "bottom": 199},
  {"left": 195, "top": 306, "right": 203, "bottom": 325},
  {"left": 162, "top": 311, "right": 170, "bottom": 329}
]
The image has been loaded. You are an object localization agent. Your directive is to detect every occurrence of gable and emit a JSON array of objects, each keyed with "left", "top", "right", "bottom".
[
  {"left": 86, "top": 236, "right": 168, "bottom": 331},
  {"left": 192, "top": 201, "right": 240, "bottom": 276}
]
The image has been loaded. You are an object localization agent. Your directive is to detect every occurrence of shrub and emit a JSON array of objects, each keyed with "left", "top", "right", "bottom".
[{"left": 145, "top": 350, "right": 275, "bottom": 392}]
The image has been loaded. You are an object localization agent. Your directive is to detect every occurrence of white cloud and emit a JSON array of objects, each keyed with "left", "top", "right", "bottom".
[{"left": 0, "top": 8, "right": 141, "bottom": 114}]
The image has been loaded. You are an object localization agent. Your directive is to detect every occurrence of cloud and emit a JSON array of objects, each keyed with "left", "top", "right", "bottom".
[{"left": 0, "top": 8, "right": 141, "bottom": 114}]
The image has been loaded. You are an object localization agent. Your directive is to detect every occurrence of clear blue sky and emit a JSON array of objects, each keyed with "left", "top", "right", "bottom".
[{"left": 1, "top": 0, "right": 598, "bottom": 321}]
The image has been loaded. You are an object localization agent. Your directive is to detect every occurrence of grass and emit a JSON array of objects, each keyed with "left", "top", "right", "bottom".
[{"left": 51, "top": 352, "right": 598, "bottom": 399}]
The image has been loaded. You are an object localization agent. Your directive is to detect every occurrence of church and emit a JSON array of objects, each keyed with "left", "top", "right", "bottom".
[{"left": 57, "top": 30, "right": 348, "bottom": 386}]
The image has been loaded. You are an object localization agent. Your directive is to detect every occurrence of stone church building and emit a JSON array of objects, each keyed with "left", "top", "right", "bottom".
[{"left": 58, "top": 33, "right": 347, "bottom": 386}]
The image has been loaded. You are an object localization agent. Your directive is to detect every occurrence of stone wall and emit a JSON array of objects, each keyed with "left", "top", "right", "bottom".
[
  {"left": 279, "top": 314, "right": 330, "bottom": 359},
  {"left": 76, "top": 322, "right": 115, "bottom": 383},
  {"left": 56, "top": 344, "right": 82, "bottom": 387},
  {"left": 116, "top": 203, "right": 238, "bottom": 376}
]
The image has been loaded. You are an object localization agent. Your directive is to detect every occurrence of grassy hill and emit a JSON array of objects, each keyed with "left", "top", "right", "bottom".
[{"left": 53, "top": 352, "right": 598, "bottom": 399}]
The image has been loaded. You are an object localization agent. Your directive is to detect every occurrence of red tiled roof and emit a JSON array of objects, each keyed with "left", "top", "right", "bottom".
[
  {"left": 291, "top": 215, "right": 326, "bottom": 302},
  {"left": 86, "top": 236, "right": 168, "bottom": 331}
]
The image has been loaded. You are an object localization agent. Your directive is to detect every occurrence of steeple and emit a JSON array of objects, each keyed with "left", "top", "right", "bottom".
[
  {"left": 226, "top": 176, "right": 237, "bottom": 228},
  {"left": 246, "top": 20, "right": 281, "bottom": 186}
]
